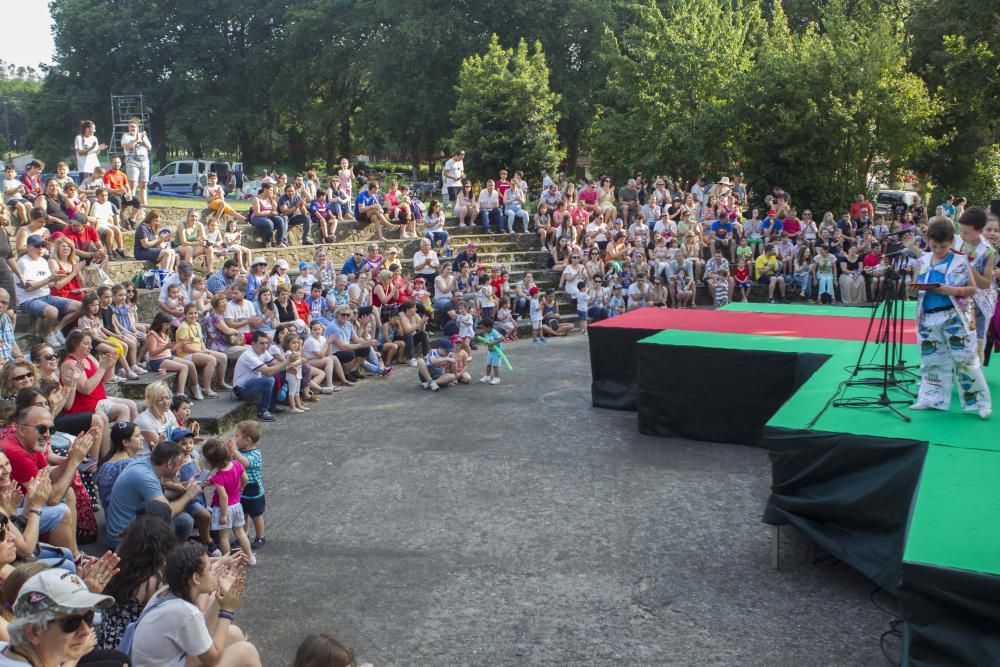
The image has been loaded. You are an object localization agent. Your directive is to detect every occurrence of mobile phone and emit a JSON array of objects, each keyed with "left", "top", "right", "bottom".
[{"left": 914, "top": 283, "right": 941, "bottom": 291}]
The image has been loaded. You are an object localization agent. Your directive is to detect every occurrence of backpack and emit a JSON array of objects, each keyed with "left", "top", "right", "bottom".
[{"left": 117, "top": 590, "right": 178, "bottom": 657}]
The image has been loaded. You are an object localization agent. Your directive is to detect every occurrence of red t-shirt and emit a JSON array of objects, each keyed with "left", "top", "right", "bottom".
[
  {"left": 0, "top": 435, "right": 48, "bottom": 492},
  {"left": 490, "top": 275, "right": 506, "bottom": 298},
  {"left": 850, "top": 201, "right": 874, "bottom": 221},
  {"left": 863, "top": 253, "right": 883, "bottom": 269},
  {"left": 103, "top": 170, "right": 127, "bottom": 191},
  {"left": 293, "top": 298, "right": 310, "bottom": 323},
  {"left": 496, "top": 179, "right": 511, "bottom": 199},
  {"left": 64, "top": 225, "right": 100, "bottom": 253},
  {"left": 782, "top": 218, "right": 801, "bottom": 236},
  {"left": 732, "top": 266, "right": 750, "bottom": 282},
  {"left": 579, "top": 188, "right": 598, "bottom": 205}
]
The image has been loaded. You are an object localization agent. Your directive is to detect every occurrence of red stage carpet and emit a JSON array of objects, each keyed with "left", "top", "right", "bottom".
[{"left": 589, "top": 307, "right": 916, "bottom": 344}]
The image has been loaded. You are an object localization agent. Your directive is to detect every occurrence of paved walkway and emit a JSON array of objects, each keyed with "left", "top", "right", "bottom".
[{"left": 238, "top": 335, "right": 888, "bottom": 665}]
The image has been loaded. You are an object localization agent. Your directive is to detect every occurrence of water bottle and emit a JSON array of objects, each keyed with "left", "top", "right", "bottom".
[{"left": 446, "top": 247, "right": 453, "bottom": 258}]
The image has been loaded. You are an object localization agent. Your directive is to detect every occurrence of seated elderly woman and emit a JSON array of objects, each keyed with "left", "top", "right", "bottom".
[{"left": 1, "top": 566, "right": 128, "bottom": 665}]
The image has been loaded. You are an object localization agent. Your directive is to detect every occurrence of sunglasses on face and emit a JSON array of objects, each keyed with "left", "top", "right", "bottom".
[
  {"left": 12, "top": 373, "right": 32, "bottom": 382},
  {"left": 58, "top": 610, "right": 96, "bottom": 633},
  {"left": 28, "top": 424, "right": 53, "bottom": 435},
  {"left": 42, "top": 354, "right": 58, "bottom": 361}
]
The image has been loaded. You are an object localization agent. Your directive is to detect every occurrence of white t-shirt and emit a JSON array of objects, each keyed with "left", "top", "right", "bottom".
[
  {"left": 135, "top": 409, "right": 179, "bottom": 448},
  {"left": 16, "top": 256, "right": 52, "bottom": 302},
  {"left": 224, "top": 299, "right": 257, "bottom": 333},
  {"left": 412, "top": 249, "right": 439, "bottom": 276},
  {"left": 74, "top": 134, "right": 101, "bottom": 173},
  {"left": 442, "top": 158, "right": 464, "bottom": 192},
  {"left": 234, "top": 347, "right": 273, "bottom": 386},
  {"left": 628, "top": 283, "right": 649, "bottom": 304},
  {"left": 90, "top": 199, "right": 116, "bottom": 227},
  {"left": 0, "top": 642, "right": 40, "bottom": 666},
  {"left": 2, "top": 178, "right": 24, "bottom": 199},
  {"left": 561, "top": 264, "right": 586, "bottom": 297},
  {"left": 130, "top": 591, "right": 213, "bottom": 667},
  {"left": 302, "top": 335, "right": 326, "bottom": 361}
]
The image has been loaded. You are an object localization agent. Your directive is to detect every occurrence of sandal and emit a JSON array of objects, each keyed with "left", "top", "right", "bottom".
[{"left": 76, "top": 530, "right": 98, "bottom": 545}]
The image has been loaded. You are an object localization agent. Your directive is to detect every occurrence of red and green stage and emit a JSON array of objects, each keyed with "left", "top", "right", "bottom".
[{"left": 588, "top": 304, "right": 999, "bottom": 666}]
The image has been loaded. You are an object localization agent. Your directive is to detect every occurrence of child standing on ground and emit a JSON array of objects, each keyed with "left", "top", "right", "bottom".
[
  {"left": 456, "top": 300, "right": 475, "bottom": 355},
  {"left": 733, "top": 258, "right": 752, "bottom": 302},
  {"left": 908, "top": 218, "right": 991, "bottom": 419},
  {"left": 282, "top": 333, "right": 307, "bottom": 413},
  {"left": 203, "top": 437, "right": 256, "bottom": 564},
  {"left": 478, "top": 318, "right": 504, "bottom": 385},
  {"left": 529, "top": 286, "right": 544, "bottom": 343},
  {"left": 575, "top": 281, "right": 590, "bottom": 334},
  {"left": 229, "top": 421, "right": 266, "bottom": 550},
  {"left": 495, "top": 298, "right": 518, "bottom": 339},
  {"left": 160, "top": 427, "right": 216, "bottom": 555},
  {"left": 713, "top": 269, "right": 730, "bottom": 307}
]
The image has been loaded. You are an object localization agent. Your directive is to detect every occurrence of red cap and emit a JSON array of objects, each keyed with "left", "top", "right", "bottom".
[
  {"left": 528, "top": 286, "right": 540, "bottom": 295},
  {"left": 767, "top": 209, "right": 777, "bottom": 216}
]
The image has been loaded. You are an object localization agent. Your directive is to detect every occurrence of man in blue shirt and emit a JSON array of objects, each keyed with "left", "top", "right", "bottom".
[
  {"left": 709, "top": 217, "right": 736, "bottom": 263},
  {"left": 340, "top": 248, "right": 366, "bottom": 277},
  {"left": 105, "top": 440, "right": 202, "bottom": 548},
  {"left": 206, "top": 259, "right": 240, "bottom": 295},
  {"left": 761, "top": 209, "right": 783, "bottom": 243},
  {"left": 324, "top": 306, "right": 371, "bottom": 380},
  {"left": 355, "top": 182, "right": 398, "bottom": 241}
]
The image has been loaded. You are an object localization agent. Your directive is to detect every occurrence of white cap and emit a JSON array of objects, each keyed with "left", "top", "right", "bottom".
[{"left": 14, "top": 569, "right": 113, "bottom": 617}]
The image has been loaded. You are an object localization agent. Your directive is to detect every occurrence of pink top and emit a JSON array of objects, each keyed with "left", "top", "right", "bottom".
[{"left": 208, "top": 460, "right": 244, "bottom": 508}]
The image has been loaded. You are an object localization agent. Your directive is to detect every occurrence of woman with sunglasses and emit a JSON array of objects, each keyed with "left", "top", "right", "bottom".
[
  {"left": 32, "top": 346, "right": 111, "bottom": 460},
  {"left": 1, "top": 566, "right": 126, "bottom": 666},
  {"left": 453, "top": 180, "right": 478, "bottom": 227},
  {"left": 0, "top": 362, "right": 35, "bottom": 403}
]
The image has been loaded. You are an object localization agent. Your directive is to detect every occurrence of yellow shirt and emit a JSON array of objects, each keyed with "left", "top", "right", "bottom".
[
  {"left": 175, "top": 321, "right": 204, "bottom": 354},
  {"left": 754, "top": 254, "right": 779, "bottom": 279}
]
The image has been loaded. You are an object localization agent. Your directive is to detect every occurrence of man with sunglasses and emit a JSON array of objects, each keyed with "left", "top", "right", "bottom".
[
  {"left": 3, "top": 567, "right": 116, "bottom": 665},
  {"left": 340, "top": 247, "right": 366, "bottom": 279},
  {"left": 0, "top": 406, "right": 96, "bottom": 558}
]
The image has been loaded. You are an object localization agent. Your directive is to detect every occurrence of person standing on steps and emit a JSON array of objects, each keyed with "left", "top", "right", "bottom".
[
  {"left": 120, "top": 117, "right": 152, "bottom": 210},
  {"left": 442, "top": 149, "right": 465, "bottom": 207}
]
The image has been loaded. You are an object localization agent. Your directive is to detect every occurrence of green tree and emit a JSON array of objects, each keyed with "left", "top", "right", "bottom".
[
  {"left": 450, "top": 35, "right": 564, "bottom": 181},
  {"left": 736, "top": 0, "right": 935, "bottom": 212},
  {"left": 586, "top": 0, "right": 764, "bottom": 184},
  {"left": 909, "top": 0, "right": 1000, "bottom": 202},
  {"left": 0, "top": 63, "right": 42, "bottom": 159}
]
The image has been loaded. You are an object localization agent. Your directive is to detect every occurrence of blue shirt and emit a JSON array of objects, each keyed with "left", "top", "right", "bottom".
[
  {"left": 710, "top": 220, "right": 734, "bottom": 239},
  {"left": 324, "top": 319, "right": 355, "bottom": 347},
  {"left": 356, "top": 190, "right": 376, "bottom": 210},
  {"left": 105, "top": 459, "right": 164, "bottom": 546},
  {"left": 206, "top": 269, "right": 234, "bottom": 294},
  {"left": 762, "top": 218, "right": 783, "bottom": 236},
  {"left": 340, "top": 256, "right": 364, "bottom": 276},
  {"left": 240, "top": 448, "right": 264, "bottom": 499},
  {"left": 306, "top": 294, "right": 331, "bottom": 321},
  {"left": 922, "top": 254, "right": 954, "bottom": 311}
]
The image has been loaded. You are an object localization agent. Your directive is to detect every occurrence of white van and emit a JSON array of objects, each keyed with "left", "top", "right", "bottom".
[
  {"left": 149, "top": 160, "right": 234, "bottom": 195},
  {"left": 875, "top": 190, "right": 920, "bottom": 218}
]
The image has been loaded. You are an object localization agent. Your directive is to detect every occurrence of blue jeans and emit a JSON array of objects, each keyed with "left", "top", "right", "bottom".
[
  {"left": 479, "top": 208, "right": 502, "bottom": 233},
  {"left": 235, "top": 375, "right": 276, "bottom": 413},
  {"left": 250, "top": 215, "right": 288, "bottom": 245},
  {"left": 425, "top": 230, "right": 449, "bottom": 248},
  {"left": 174, "top": 511, "right": 195, "bottom": 544},
  {"left": 505, "top": 205, "right": 530, "bottom": 232}
]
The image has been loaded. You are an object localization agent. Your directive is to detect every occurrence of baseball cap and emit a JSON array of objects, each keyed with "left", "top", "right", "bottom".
[
  {"left": 14, "top": 569, "right": 113, "bottom": 617},
  {"left": 298, "top": 261, "right": 309, "bottom": 271},
  {"left": 26, "top": 234, "right": 46, "bottom": 248},
  {"left": 438, "top": 338, "right": 454, "bottom": 351},
  {"left": 767, "top": 209, "right": 777, "bottom": 216},
  {"left": 612, "top": 284, "right": 622, "bottom": 290},
  {"left": 276, "top": 259, "right": 289, "bottom": 270},
  {"left": 251, "top": 257, "right": 267, "bottom": 266},
  {"left": 528, "top": 286, "right": 540, "bottom": 296},
  {"left": 170, "top": 427, "right": 195, "bottom": 442}
]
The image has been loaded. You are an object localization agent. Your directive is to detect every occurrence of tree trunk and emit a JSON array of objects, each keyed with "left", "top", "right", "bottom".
[
  {"left": 287, "top": 127, "right": 306, "bottom": 171},
  {"left": 339, "top": 116, "right": 352, "bottom": 158},
  {"left": 325, "top": 122, "right": 338, "bottom": 174},
  {"left": 238, "top": 128, "right": 255, "bottom": 173}
]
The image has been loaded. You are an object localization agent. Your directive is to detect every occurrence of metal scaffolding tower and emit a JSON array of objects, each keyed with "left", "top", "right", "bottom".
[{"left": 109, "top": 94, "right": 149, "bottom": 158}]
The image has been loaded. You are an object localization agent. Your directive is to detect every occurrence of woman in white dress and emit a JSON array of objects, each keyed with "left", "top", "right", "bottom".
[{"left": 73, "top": 120, "right": 106, "bottom": 178}]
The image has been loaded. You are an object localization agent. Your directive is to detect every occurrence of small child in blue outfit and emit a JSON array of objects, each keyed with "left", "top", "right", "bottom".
[
  {"left": 161, "top": 427, "right": 217, "bottom": 555},
  {"left": 478, "top": 318, "right": 504, "bottom": 385}
]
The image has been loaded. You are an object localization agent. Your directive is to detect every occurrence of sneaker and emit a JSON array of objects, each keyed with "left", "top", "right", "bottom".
[
  {"left": 44, "top": 331, "right": 62, "bottom": 347},
  {"left": 909, "top": 402, "right": 932, "bottom": 411},
  {"left": 768, "top": 298, "right": 777, "bottom": 304},
  {"left": 203, "top": 389, "right": 220, "bottom": 399},
  {"left": 191, "top": 385, "right": 205, "bottom": 401},
  {"left": 318, "top": 386, "right": 336, "bottom": 395},
  {"left": 421, "top": 381, "right": 430, "bottom": 389},
  {"left": 105, "top": 374, "right": 122, "bottom": 384},
  {"left": 219, "top": 382, "right": 233, "bottom": 391},
  {"left": 540, "top": 337, "right": 548, "bottom": 343},
  {"left": 490, "top": 377, "right": 501, "bottom": 385},
  {"left": 429, "top": 381, "right": 440, "bottom": 391},
  {"left": 132, "top": 365, "right": 148, "bottom": 375},
  {"left": 979, "top": 408, "right": 992, "bottom": 420},
  {"left": 346, "top": 372, "right": 361, "bottom": 381},
  {"left": 205, "top": 544, "right": 222, "bottom": 557},
  {"left": 380, "top": 367, "right": 394, "bottom": 378},
  {"left": 407, "top": 358, "right": 417, "bottom": 367},
  {"left": 303, "top": 238, "right": 315, "bottom": 245},
  {"left": 251, "top": 537, "right": 267, "bottom": 549},
  {"left": 125, "top": 371, "right": 140, "bottom": 381},
  {"left": 479, "top": 375, "right": 490, "bottom": 383},
  {"left": 257, "top": 410, "right": 275, "bottom": 421},
  {"left": 533, "top": 337, "right": 542, "bottom": 343},
  {"left": 247, "top": 553, "right": 257, "bottom": 566}
]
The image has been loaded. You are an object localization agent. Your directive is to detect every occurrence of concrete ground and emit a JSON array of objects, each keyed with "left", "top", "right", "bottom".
[{"left": 237, "top": 334, "right": 892, "bottom": 666}]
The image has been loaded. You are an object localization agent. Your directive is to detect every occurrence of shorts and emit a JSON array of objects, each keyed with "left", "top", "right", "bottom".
[
  {"left": 19, "top": 502, "right": 69, "bottom": 534},
  {"left": 20, "top": 295, "right": 75, "bottom": 318},
  {"left": 576, "top": 309, "right": 588, "bottom": 322},
  {"left": 95, "top": 398, "right": 119, "bottom": 416},
  {"left": 54, "top": 411, "right": 94, "bottom": 435},
  {"left": 427, "top": 364, "right": 445, "bottom": 380},
  {"left": 531, "top": 318, "right": 542, "bottom": 329},
  {"left": 333, "top": 349, "right": 356, "bottom": 364},
  {"left": 211, "top": 503, "right": 246, "bottom": 530},
  {"left": 357, "top": 209, "right": 371, "bottom": 223},
  {"left": 737, "top": 281, "right": 752, "bottom": 290},
  {"left": 125, "top": 158, "right": 149, "bottom": 183},
  {"left": 185, "top": 499, "right": 207, "bottom": 517},
  {"left": 147, "top": 357, "right": 167, "bottom": 372},
  {"left": 135, "top": 247, "right": 162, "bottom": 263},
  {"left": 486, "top": 351, "right": 502, "bottom": 367},
  {"left": 240, "top": 495, "right": 266, "bottom": 518},
  {"left": 759, "top": 275, "right": 776, "bottom": 285}
]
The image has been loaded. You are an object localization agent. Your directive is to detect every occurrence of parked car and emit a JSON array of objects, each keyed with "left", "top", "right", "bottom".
[
  {"left": 149, "top": 160, "right": 238, "bottom": 195},
  {"left": 875, "top": 189, "right": 920, "bottom": 218}
]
